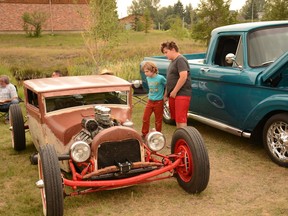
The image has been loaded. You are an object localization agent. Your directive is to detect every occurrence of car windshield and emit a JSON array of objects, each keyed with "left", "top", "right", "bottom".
[
  {"left": 248, "top": 25, "right": 288, "bottom": 67},
  {"left": 45, "top": 91, "right": 128, "bottom": 112}
]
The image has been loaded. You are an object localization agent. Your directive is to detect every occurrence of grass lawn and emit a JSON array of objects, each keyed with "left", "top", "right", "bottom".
[{"left": 0, "top": 31, "right": 205, "bottom": 82}]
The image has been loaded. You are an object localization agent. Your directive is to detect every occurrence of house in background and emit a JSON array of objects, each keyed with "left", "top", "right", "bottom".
[
  {"left": 119, "top": 15, "right": 138, "bottom": 30},
  {"left": 0, "top": 0, "right": 90, "bottom": 32},
  {"left": 119, "top": 15, "right": 152, "bottom": 31}
]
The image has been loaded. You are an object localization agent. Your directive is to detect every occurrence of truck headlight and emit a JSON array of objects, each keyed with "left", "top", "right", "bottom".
[
  {"left": 146, "top": 131, "right": 166, "bottom": 152},
  {"left": 70, "top": 141, "right": 91, "bottom": 162}
]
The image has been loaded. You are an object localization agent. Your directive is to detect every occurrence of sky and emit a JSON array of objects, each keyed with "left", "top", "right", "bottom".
[{"left": 116, "top": 0, "right": 246, "bottom": 18}]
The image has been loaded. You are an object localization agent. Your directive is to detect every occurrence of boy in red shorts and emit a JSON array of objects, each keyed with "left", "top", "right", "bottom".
[{"left": 160, "top": 41, "right": 191, "bottom": 128}]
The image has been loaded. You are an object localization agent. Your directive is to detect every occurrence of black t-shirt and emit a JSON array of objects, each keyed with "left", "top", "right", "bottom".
[{"left": 166, "top": 55, "right": 192, "bottom": 96}]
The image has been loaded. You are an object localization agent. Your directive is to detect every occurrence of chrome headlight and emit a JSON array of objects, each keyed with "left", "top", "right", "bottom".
[
  {"left": 146, "top": 131, "right": 166, "bottom": 152},
  {"left": 70, "top": 141, "right": 91, "bottom": 162}
]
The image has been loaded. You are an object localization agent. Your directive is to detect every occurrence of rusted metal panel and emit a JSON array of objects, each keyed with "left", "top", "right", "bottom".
[{"left": 24, "top": 75, "right": 132, "bottom": 93}]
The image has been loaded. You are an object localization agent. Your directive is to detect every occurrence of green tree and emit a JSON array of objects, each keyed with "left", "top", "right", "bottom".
[
  {"left": 192, "top": 0, "right": 237, "bottom": 45},
  {"left": 173, "top": 0, "right": 184, "bottom": 19},
  {"left": 157, "top": 6, "right": 174, "bottom": 30},
  {"left": 83, "top": 0, "right": 122, "bottom": 71},
  {"left": 162, "top": 14, "right": 176, "bottom": 30},
  {"left": 128, "top": 0, "right": 160, "bottom": 29},
  {"left": 239, "top": 0, "right": 265, "bottom": 21},
  {"left": 242, "top": 0, "right": 258, "bottom": 20},
  {"left": 22, "top": 11, "right": 48, "bottom": 37},
  {"left": 170, "top": 17, "right": 188, "bottom": 40},
  {"left": 134, "top": 16, "right": 144, "bottom": 31},
  {"left": 184, "top": 4, "right": 193, "bottom": 26},
  {"left": 143, "top": 8, "right": 152, "bottom": 33},
  {"left": 262, "top": 0, "right": 288, "bottom": 21},
  {"left": 128, "top": 0, "right": 142, "bottom": 15},
  {"left": 159, "top": 1, "right": 186, "bottom": 31}
]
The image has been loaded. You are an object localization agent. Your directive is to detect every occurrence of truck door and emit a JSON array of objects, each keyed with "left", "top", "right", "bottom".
[{"left": 195, "top": 35, "right": 252, "bottom": 128}]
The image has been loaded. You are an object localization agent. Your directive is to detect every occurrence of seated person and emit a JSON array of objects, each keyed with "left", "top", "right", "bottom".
[
  {"left": 51, "top": 70, "right": 62, "bottom": 78},
  {"left": 100, "top": 68, "right": 114, "bottom": 75},
  {"left": 0, "top": 75, "right": 19, "bottom": 124}
]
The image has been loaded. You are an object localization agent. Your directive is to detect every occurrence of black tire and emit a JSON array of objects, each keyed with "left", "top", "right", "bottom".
[
  {"left": 9, "top": 104, "right": 26, "bottom": 151},
  {"left": 171, "top": 126, "right": 210, "bottom": 194},
  {"left": 163, "top": 101, "right": 175, "bottom": 125},
  {"left": 38, "top": 144, "right": 64, "bottom": 216},
  {"left": 263, "top": 113, "right": 288, "bottom": 167}
]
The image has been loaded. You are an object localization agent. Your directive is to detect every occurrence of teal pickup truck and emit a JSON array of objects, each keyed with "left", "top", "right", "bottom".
[{"left": 140, "top": 21, "right": 288, "bottom": 167}]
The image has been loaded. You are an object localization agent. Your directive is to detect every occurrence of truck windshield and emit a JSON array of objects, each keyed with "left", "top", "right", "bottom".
[
  {"left": 248, "top": 25, "right": 288, "bottom": 67},
  {"left": 45, "top": 91, "right": 128, "bottom": 112}
]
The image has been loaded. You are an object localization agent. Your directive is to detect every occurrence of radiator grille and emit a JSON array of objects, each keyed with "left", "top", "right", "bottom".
[{"left": 97, "top": 139, "right": 141, "bottom": 169}]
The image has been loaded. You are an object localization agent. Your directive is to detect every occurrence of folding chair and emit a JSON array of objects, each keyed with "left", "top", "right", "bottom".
[
  {"left": 0, "top": 107, "right": 9, "bottom": 120},
  {"left": 131, "top": 80, "right": 148, "bottom": 106}
]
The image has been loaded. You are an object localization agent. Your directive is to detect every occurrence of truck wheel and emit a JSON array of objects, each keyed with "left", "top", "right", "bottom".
[
  {"left": 263, "top": 113, "right": 288, "bottom": 167},
  {"left": 163, "top": 101, "right": 175, "bottom": 125},
  {"left": 9, "top": 104, "right": 26, "bottom": 151},
  {"left": 171, "top": 126, "right": 210, "bottom": 194},
  {"left": 38, "top": 144, "right": 64, "bottom": 216}
]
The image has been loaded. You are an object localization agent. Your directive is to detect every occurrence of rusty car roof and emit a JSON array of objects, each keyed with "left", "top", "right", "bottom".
[{"left": 24, "top": 75, "right": 132, "bottom": 93}]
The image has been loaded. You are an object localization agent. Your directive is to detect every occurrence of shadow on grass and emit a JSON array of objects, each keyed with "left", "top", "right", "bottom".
[{"left": 186, "top": 118, "right": 267, "bottom": 161}]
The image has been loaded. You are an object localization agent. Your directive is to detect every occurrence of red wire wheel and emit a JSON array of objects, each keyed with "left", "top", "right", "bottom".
[{"left": 171, "top": 126, "right": 210, "bottom": 194}]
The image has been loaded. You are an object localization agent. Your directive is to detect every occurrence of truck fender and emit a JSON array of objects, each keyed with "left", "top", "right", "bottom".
[{"left": 243, "top": 94, "right": 288, "bottom": 131}]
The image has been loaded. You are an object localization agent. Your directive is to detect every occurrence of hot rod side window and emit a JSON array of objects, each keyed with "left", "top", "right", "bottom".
[
  {"left": 45, "top": 91, "right": 128, "bottom": 112},
  {"left": 27, "top": 89, "right": 39, "bottom": 108}
]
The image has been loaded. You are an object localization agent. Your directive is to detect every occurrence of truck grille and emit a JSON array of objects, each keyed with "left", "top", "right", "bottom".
[{"left": 97, "top": 139, "right": 141, "bottom": 169}]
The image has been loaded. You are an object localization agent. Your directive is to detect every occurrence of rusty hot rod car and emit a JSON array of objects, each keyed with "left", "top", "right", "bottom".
[{"left": 9, "top": 75, "right": 210, "bottom": 216}]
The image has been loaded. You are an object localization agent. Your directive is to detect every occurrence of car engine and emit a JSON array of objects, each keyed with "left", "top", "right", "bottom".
[{"left": 73, "top": 105, "right": 126, "bottom": 144}]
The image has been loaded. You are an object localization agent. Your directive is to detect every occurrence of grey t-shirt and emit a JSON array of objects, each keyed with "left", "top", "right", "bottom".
[{"left": 166, "top": 55, "right": 192, "bottom": 97}]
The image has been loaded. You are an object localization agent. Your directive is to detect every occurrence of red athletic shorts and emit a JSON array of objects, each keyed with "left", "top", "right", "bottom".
[{"left": 169, "top": 96, "right": 191, "bottom": 123}]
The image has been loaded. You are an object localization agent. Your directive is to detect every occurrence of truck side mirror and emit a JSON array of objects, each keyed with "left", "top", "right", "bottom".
[
  {"left": 225, "top": 53, "right": 242, "bottom": 69},
  {"left": 225, "top": 53, "right": 236, "bottom": 64}
]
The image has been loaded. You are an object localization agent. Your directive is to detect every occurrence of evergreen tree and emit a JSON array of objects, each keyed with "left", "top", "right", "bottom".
[
  {"left": 192, "top": 0, "right": 237, "bottom": 45},
  {"left": 134, "top": 16, "right": 144, "bottom": 31},
  {"left": 239, "top": 0, "right": 265, "bottom": 21},
  {"left": 128, "top": 0, "right": 160, "bottom": 28},
  {"left": 143, "top": 8, "right": 152, "bottom": 33},
  {"left": 262, "top": 0, "right": 288, "bottom": 21},
  {"left": 173, "top": 0, "right": 184, "bottom": 19},
  {"left": 184, "top": 4, "right": 193, "bottom": 26}
]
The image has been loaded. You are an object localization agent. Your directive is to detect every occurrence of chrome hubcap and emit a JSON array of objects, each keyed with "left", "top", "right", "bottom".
[
  {"left": 163, "top": 102, "right": 171, "bottom": 119},
  {"left": 267, "top": 122, "right": 288, "bottom": 161}
]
